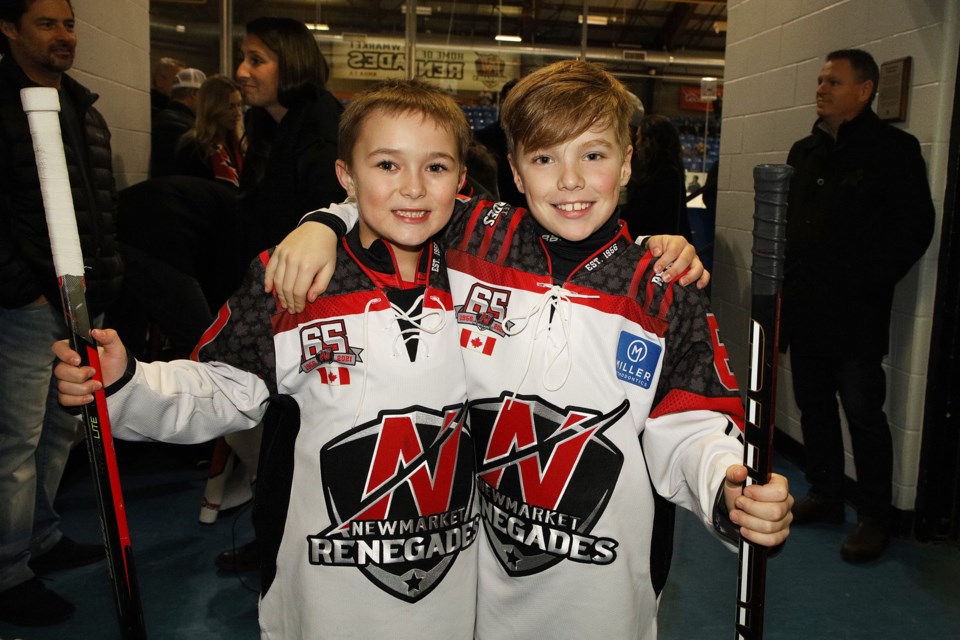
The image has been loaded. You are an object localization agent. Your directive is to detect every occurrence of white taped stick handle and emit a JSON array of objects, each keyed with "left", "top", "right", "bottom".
[{"left": 21, "top": 87, "right": 85, "bottom": 279}]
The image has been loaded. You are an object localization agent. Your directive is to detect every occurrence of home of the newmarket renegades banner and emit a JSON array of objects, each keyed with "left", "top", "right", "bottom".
[{"left": 331, "top": 36, "right": 518, "bottom": 91}]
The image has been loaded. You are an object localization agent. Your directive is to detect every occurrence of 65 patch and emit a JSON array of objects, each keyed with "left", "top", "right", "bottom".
[{"left": 615, "top": 331, "right": 662, "bottom": 389}]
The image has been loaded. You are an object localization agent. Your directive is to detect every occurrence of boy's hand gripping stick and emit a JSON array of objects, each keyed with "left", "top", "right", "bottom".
[
  {"left": 21, "top": 86, "right": 147, "bottom": 640},
  {"left": 735, "top": 163, "right": 792, "bottom": 640}
]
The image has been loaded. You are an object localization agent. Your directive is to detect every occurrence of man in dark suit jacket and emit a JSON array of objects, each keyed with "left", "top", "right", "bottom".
[
  {"left": 783, "top": 49, "right": 934, "bottom": 563},
  {"left": 150, "top": 67, "right": 205, "bottom": 177}
]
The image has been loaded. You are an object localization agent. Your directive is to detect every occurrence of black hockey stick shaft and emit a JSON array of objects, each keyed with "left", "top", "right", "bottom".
[
  {"left": 21, "top": 88, "right": 147, "bottom": 640},
  {"left": 734, "top": 164, "right": 792, "bottom": 640}
]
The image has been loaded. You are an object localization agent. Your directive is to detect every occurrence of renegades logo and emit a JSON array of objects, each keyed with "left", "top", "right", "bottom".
[
  {"left": 470, "top": 394, "right": 627, "bottom": 576},
  {"left": 299, "top": 318, "right": 364, "bottom": 384},
  {"left": 307, "top": 405, "right": 479, "bottom": 602}
]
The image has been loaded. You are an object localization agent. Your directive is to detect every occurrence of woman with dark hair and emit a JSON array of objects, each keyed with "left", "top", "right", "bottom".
[
  {"left": 174, "top": 75, "right": 246, "bottom": 187},
  {"left": 236, "top": 16, "right": 345, "bottom": 261},
  {"left": 622, "top": 114, "right": 692, "bottom": 240}
]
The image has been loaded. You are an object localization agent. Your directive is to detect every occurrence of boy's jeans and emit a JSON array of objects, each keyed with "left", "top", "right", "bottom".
[{"left": 0, "top": 300, "right": 77, "bottom": 591}]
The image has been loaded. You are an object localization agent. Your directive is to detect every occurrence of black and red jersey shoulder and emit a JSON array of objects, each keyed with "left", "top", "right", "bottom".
[{"left": 448, "top": 199, "right": 680, "bottom": 326}]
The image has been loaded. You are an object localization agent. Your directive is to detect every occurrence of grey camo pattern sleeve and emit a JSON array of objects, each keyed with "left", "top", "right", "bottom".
[{"left": 195, "top": 254, "right": 279, "bottom": 396}]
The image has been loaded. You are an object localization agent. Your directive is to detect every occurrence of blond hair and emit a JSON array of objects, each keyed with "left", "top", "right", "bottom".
[
  {"left": 501, "top": 60, "right": 633, "bottom": 156},
  {"left": 179, "top": 75, "right": 245, "bottom": 157}
]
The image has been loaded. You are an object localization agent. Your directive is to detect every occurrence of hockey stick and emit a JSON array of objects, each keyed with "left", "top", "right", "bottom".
[
  {"left": 21, "top": 87, "right": 147, "bottom": 640},
  {"left": 734, "top": 164, "right": 792, "bottom": 640}
]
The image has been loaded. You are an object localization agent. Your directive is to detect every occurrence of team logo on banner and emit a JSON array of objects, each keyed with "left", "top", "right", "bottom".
[
  {"left": 474, "top": 54, "right": 507, "bottom": 88},
  {"left": 299, "top": 318, "right": 363, "bottom": 384},
  {"left": 307, "top": 405, "right": 478, "bottom": 602},
  {"left": 470, "top": 394, "right": 626, "bottom": 576}
]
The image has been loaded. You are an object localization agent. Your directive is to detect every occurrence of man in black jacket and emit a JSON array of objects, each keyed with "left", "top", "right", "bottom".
[
  {"left": 783, "top": 49, "right": 934, "bottom": 563},
  {"left": 0, "top": 0, "right": 119, "bottom": 626},
  {"left": 150, "top": 66, "right": 205, "bottom": 177}
]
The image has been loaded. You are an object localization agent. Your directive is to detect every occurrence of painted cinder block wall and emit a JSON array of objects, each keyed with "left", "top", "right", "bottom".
[
  {"left": 71, "top": 0, "right": 151, "bottom": 188},
  {"left": 714, "top": 0, "right": 957, "bottom": 511}
]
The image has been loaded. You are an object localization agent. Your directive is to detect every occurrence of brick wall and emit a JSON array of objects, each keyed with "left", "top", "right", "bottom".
[
  {"left": 72, "top": 0, "right": 151, "bottom": 188},
  {"left": 715, "top": 0, "right": 957, "bottom": 510}
]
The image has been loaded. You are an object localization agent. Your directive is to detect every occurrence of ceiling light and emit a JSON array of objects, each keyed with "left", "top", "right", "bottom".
[
  {"left": 175, "top": 24, "right": 186, "bottom": 33},
  {"left": 495, "top": 0, "right": 521, "bottom": 43},
  {"left": 578, "top": 15, "right": 609, "bottom": 26},
  {"left": 401, "top": 4, "right": 433, "bottom": 16},
  {"left": 713, "top": 20, "right": 727, "bottom": 34},
  {"left": 306, "top": 23, "right": 330, "bottom": 31}
]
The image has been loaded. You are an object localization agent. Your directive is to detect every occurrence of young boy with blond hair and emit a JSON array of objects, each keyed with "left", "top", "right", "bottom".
[
  {"left": 53, "top": 80, "right": 481, "bottom": 639},
  {"left": 265, "top": 59, "right": 793, "bottom": 639}
]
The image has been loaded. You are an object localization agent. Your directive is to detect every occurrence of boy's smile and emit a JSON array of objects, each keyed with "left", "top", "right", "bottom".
[
  {"left": 337, "top": 109, "right": 465, "bottom": 279},
  {"left": 509, "top": 124, "right": 632, "bottom": 242}
]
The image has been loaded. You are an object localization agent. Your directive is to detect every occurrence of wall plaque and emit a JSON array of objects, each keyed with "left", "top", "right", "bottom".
[{"left": 877, "top": 57, "right": 911, "bottom": 122}]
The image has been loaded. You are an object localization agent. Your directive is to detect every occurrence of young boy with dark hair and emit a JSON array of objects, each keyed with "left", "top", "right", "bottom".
[
  {"left": 265, "top": 59, "right": 793, "bottom": 639},
  {"left": 53, "top": 80, "right": 481, "bottom": 639}
]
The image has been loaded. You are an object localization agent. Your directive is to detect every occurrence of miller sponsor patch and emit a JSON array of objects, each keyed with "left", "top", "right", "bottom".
[{"left": 615, "top": 331, "right": 662, "bottom": 389}]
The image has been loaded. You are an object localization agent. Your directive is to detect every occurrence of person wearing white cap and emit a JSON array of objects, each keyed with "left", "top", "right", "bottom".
[{"left": 151, "top": 67, "right": 207, "bottom": 177}]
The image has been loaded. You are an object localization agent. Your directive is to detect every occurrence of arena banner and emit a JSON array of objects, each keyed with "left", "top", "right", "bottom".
[
  {"left": 679, "top": 84, "right": 724, "bottom": 112},
  {"left": 331, "top": 36, "right": 518, "bottom": 91}
]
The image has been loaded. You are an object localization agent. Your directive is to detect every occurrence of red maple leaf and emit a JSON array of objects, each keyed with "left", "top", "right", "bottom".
[
  {"left": 329, "top": 372, "right": 338, "bottom": 382},
  {"left": 471, "top": 336, "right": 483, "bottom": 349}
]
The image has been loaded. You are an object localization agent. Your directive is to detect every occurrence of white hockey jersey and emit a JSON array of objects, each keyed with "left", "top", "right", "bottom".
[
  {"left": 106, "top": 232, "right": 478, "bottom": 639},
  {"left": 444, "top": 200, "right": 745, "bottom": 640}
]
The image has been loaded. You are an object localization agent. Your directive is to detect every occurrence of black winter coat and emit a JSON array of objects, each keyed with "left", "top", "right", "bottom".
[
  {"left": 239, "top": 90, "right": 346, "bottom": 261},
  {"left": 781, "top": 108, "right": 935, "bottom": 357},
  {"left": 150, "top": 100, "right": 195, "bottom": 177},
  {"left": 0, "top": 55, "right": 122, "bottom": 314},
  {"left": 622, "top": 164, "right": 692, "bottom": 240}
]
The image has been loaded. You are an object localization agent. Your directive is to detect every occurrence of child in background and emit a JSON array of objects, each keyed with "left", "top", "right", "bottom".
[
  {"left": 53, "top": 80, "right": 480, "bottom": 639},
  {"left": 264, "top": 59, "right": 792, "bottom": 640}
]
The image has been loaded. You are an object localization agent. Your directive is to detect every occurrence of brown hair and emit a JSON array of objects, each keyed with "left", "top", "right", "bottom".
[
  {"left": 245, "top": 16, "right": 327, "bottom": 107},
  {"left": 0, "top": 0, "right": 73, "bottom": 55},
  {"left": 337, "top": 79, "right": 471, "bottom": 169},
  {"left": 500, "top": 60, "right": 633, "bottom": 157}
]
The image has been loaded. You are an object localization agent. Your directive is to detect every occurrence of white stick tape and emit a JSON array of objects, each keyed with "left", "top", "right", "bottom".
[{"left": 21, "top": 87, "right": 85, "bottom": 278}]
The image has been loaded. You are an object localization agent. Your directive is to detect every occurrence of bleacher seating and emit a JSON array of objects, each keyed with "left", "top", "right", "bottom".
[
  {"left": 672, "top": 115, "right": 720, "bottom": 173},
  {"left": 461, "top": 104, "right": 498, "bottom": 131}
]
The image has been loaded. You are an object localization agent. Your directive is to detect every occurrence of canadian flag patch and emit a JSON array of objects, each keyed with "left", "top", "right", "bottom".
[
  {"left": 319, "top": 367, "right": 351, "bottom": 385},
  {"left": 460, "top": 328, "right": 496, "bottom": 355}
]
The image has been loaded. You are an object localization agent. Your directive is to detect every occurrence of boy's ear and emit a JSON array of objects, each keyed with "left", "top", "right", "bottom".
[
  {"left": 507, "top": 153, "right": 525, "bottom": 194},
  {"left": 619, "top": 144, "right": 633, "bottom": 187},
  {"left": 335, "top": 159, "right": 356, "bottom": 198},
  {"left": 458, "top": 165, "right": 467, "bottom": 192}
]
